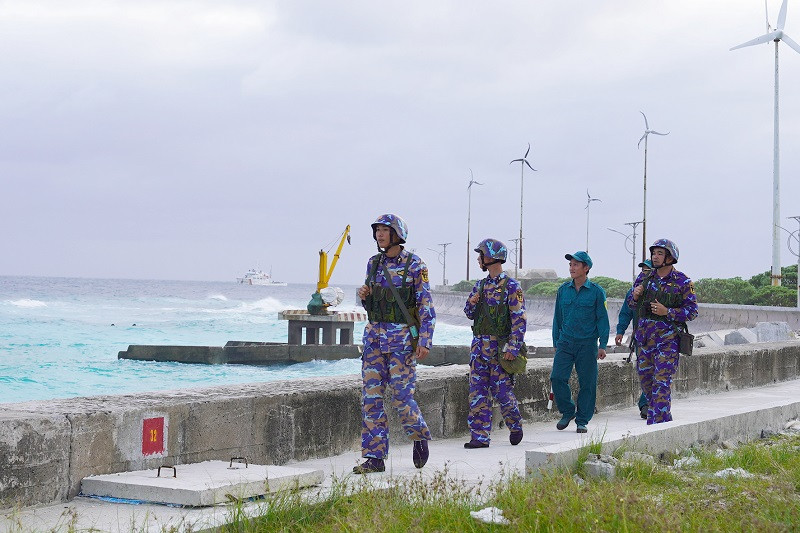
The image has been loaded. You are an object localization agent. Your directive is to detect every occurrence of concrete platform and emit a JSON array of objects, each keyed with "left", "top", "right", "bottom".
[
  {"left": 81, "top": 461, "right": 324, "bottom": 507},
  {"left": 4, "top": 379, "right": 800, "bottom": 532}
]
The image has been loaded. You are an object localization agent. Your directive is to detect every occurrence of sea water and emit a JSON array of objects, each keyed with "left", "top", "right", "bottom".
[{"left": 0, "top": 276, "right": 551, "bottom": 404}]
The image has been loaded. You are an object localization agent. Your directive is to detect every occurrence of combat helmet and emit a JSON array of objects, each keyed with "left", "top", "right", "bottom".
[
  {"left": 371, "top": 214, "right": 408, "bottom": 244},
  {"left": 649, "top": 238, "right": 679, "bottom": 264},
  {"left": 474, "top": 238, "right": 508, "bottom": 263}
]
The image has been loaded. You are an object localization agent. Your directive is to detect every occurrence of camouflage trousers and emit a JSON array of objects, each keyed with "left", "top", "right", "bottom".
[
  {"left": 635, "top": 319, "right": 680, "bottom": 425},
  {"left": 360, "top": 346, "right": 431, "bottom": 459},
  {"left": 467, "top": 345, "right": 522, "bottom": 444}
]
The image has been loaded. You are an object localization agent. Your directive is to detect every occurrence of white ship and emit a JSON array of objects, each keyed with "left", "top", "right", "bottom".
[{"left": 236, "top": 268, "right": 287, "bottom": 286}]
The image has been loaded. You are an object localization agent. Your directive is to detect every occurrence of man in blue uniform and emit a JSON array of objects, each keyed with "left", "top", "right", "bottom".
[
  {"left": 354, "top": 214, "right": 436, "bottom": 473},
  {"left": 462, "top": 238, "right": 526, "bottom": 448},
  {"left": 615, "top": 259, "right": 652, "bottom": 419},
  {"left": 551, "top": 251, "right": 610, "bottom": 433}
]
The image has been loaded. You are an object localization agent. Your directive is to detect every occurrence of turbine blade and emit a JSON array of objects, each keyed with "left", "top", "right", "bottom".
[
  {"left": 730, "top": 31, "right": 779, "bottom": 50},
  {"left": 524, "top": 160, "right": 536, "bottom": 171},
  {"left": 651, "top": 130, "right": 670, "bottom": 136},
  {"left": 510, "top": 159, "right": 522, "bottom": 164},
  {"left": 475, "top": 181, "right": 484, "bottom": 185},
  {"left": 587, "top": 189, "right": 590, "bottom": 198},
  {"left": 781, "top": 33, "right": 800, "bottom": 54},
  {"left": 524, "top": 142, "right": 531, "bottom": 158},
  {"left": 638, "top": 133, "right": 647, "bottom": 148},
  {"left": 766, "top": 0, "right": 771, "bottom": 33},
  {"left": 777, "top": 0, "right": 788, "bottom": 30},
  {"left": 640, "top": 111, "right": 649, "bottom": 129}
]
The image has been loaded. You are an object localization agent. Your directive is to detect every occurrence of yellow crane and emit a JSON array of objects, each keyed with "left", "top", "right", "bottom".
[{"left": 307, "top": 225, "right": 351, "bottom": 314}]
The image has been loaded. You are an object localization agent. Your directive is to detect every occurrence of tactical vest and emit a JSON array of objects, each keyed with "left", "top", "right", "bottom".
[
  {"left": 637, "top": 272, "right": 684, "bottom": 321},
  {"left": 471, "top": 278, "right": 511, "bottom": 338},
  {"left": 364, "top": 253, "right": 417, "bottom": 324}
]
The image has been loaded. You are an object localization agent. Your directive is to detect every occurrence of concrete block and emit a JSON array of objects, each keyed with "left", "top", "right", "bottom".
[
  {"left": 583, "top": 455, "right": 617, "bottom": 480},
  {"left": 754, "top": 322, "right": 792, "bottom": 343},
  {"left": 724, "top": 328, "right": 758, "bottom": 345},
  {"left": 693, "top": 332, "right": 724, "bottom": 348},
  {"left": 80, "top": 460, "right": 324, "bottom": 507},
  {"left": 0, "top": 412, "right": 71, "bottom": 507},
  {"left": 621, "top": 451, "right": 655, "bottom": 465}
]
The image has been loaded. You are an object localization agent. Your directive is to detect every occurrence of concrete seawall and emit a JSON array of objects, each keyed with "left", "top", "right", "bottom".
[
  {"left": 432, "top": 290, "right": 800, "bottom": 332},
  {"left": 2, "top": 341, "right": 800, "bottom": 508}
]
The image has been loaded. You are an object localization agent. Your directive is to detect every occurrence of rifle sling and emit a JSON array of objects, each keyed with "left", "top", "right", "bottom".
[{"left": 380, "top": 262, "right": 418, "bottom": 338}]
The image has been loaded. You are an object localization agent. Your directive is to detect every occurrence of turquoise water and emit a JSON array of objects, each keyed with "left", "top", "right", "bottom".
[{"left": 0, "top": 276, "right": 487, "bottom": 404}]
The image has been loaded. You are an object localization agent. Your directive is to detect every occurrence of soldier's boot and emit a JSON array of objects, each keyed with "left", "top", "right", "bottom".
[
  {"left": 352, "top": 458, "right": 385, "bottom": 474},
  {"left": 412, "top": 440, "right": 429, "bottom": 468}
]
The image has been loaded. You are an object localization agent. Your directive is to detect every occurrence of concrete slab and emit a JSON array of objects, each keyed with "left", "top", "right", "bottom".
[
  {"left": 5, "top": 379, "right": 800, "bottom": 532},
  {"left": 80, "top": 461, "right": 324, "bottom": 507},
  {"left": 754, "top": 322, "right": 793, "bottom": 342},
  {"left": 725, "top": 328, "right": 758, "bottom": 345}
]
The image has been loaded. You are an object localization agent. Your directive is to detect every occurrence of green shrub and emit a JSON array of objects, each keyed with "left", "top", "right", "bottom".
[
  {"left": 749, "top": 285, "right": 797, "bottom": 307},
  {"left": 748, "top": 264, "right": 798, "bottom": 289},
  {"left": 694, "top": 277, "right": 756, "bottom": 305},
  {"left": 449, "top": 279, "right": 476, "bottom": 292},
  {"left": 526, "top": 281, "right": 561, "bottom": 297},
  {"left": 590, "top": 276, "right": 631, "bottom": 299}
]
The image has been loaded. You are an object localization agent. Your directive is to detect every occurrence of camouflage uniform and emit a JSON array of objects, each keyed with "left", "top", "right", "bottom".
[
  {"left": 463, "top": 272, "right": 526, "bottom": 445},
  {"left": 360, "top": 249, "right": 435, "bottom": 459},
  {"left": 628, "top": 268, "right": 698, "bottom": 424}
]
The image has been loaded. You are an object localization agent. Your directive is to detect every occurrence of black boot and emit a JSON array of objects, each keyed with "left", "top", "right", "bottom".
[
  {"left": 352, "top": 458, "right": 385, "bottom": 474},
  {"left": 413, "top": 440, "right": 429, "bottom": 468},
  {"left": 464, "top": 439, "right": 489, "bottom": 449}
]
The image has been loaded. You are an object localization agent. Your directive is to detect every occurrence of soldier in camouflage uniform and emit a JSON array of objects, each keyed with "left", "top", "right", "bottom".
[
  {"left": 615, "top": 259, "right": 653, "bottom": 419},
  {"left": 628, "top": 239, "right": 698, "bottom": 425},
  {"left": 354, "top": 214, "right": 435, "bottom": 474},
  {"left": 462, "top": 238, "right": 527, "bottom": 449}
]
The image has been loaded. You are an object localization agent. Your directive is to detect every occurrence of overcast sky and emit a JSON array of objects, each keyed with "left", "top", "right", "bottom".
[{"left": 1, "top": 1, "right": 799, "bottom": 287}]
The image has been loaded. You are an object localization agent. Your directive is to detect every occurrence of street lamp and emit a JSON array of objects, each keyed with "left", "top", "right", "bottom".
[
  {"left": 788, "top": 216, "right": 800, "bottom": 307},
  {"left": 466, "top": 169, "right": 483, "bottom": 281},
  {"left": 608, "top": 220, "right": 642, "bottom": 283},
  {"left": 428, "top": 243, "right": 452, "bottom": 288}
]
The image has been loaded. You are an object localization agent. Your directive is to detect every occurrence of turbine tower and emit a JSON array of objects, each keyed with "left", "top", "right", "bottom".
[
  {"left": 466, "top": 169, "right": 483, "bottom": 281},
  {"left": 731, "top": 0, "right": 800, "bottom": 286},
  {"left": 638, "top": 112, "right": 669, "bottom": 262},
  {"left": 585, "top": 190, "right": 602, "bottom": 253},
  {"left": 510, "top": 143, "right": 537, "bottom": 270}
]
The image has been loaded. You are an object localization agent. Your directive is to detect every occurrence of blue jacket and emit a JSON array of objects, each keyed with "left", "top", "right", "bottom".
[
  {"left": 616, "top": 288, "right": 635, "bottom": 335},
  {"left": 552, "top": 278, "right": 610, "bottom": 349}
]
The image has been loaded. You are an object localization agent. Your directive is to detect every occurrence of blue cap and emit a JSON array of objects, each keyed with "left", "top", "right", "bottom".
[
  {"left": 565, "top": 251, "right": 592, "bottom": 269},
  {"left": 638, "top": 259, "right": 653, "bottom": 269}
]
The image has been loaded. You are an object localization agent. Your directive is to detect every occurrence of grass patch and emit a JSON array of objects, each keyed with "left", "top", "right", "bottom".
[{"left": 218, "top": 433, "right": 800, "bottom": 532}]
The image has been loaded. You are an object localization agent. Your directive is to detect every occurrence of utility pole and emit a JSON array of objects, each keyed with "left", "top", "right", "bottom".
[
  {"left": 466, "top": 170, "right": 483, "bottom": 282},
  {"left": 431, "top": 243, "right": 452, "bottom": 287},
  {"left": 789, "top": 216, "right": 800, "bottom": 307},
  {"left": 624, "top": 221, "right": 643, "bottom": 282},
  {"left": 508, "top": 238, "right": 521, "bottom": 278}
]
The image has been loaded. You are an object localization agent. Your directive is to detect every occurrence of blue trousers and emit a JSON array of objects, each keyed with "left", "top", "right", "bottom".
[{"left": 550, "top": 338, "right": 598, "bottom": 426}]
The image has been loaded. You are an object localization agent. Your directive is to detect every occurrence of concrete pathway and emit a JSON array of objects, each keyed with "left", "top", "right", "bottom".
[{"left": 4, "top": 379, "right": 800, "bottom": 533}]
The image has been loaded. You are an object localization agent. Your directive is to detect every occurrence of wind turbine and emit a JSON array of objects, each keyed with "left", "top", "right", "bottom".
[
  {"left": 510, "top": 143, "right": 537, "bottom": 270},
  {"left": 466, "top": 169, "right": 483, "bottom": 281},
  {"left": 731, "top": 0, "right": 800, "bottom": 287},
  {"left": 585, "top": 190, "right": 602, "bottom": 253},
  {"left": 638, "top": 111, "right": 669, "bottom": 262}
]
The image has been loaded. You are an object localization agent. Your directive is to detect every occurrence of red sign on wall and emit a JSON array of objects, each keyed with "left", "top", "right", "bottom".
[{"left": 142, "top": 417, "right": 165, "bottom": 456}]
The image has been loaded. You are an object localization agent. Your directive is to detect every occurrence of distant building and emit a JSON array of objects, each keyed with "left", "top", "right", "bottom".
[{"left": 516, "top": 268, "right": 559, "bottom": 291}]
